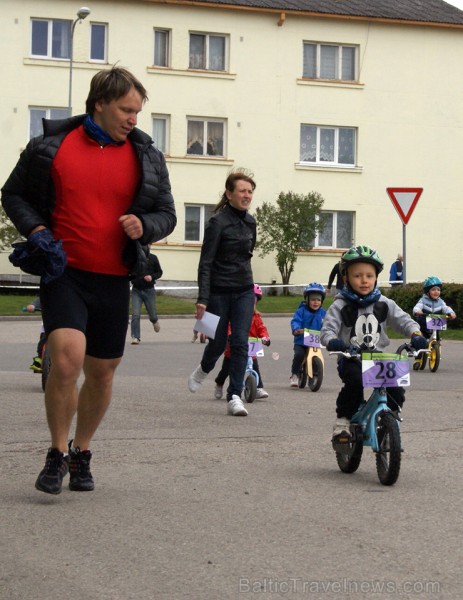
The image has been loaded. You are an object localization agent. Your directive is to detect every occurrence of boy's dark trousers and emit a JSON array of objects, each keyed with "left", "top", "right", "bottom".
[{"left": 336, "top": 358, "right": 405, "bottom": 419}]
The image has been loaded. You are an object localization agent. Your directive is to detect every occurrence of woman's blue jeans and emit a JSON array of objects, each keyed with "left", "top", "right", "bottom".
[
  {"left": 200, "top": 288, "right": 255, "bottom": 400},
  {"left": 130, "top": 287, "right": 158, "bottom": 339}
]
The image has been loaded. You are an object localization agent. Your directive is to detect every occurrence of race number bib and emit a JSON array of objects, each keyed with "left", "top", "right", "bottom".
[
  {"left": 248, "top": 337, "right": 264, "bottom": 357},
  {"left": 303, "top": 329, "right": 322, "bottom": 348},
  {"left": 426, "top": 315, "right": 447, "bottom": 330},
  {"left": 362, "top": 353, "right": 410, "bottom": 388}
]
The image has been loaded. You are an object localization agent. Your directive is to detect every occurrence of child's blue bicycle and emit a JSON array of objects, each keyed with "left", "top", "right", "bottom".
[
  {"left": 330, "top": 343, "right": 426, "bottom": 486},
  {"left": 244, "top": 337, "right": 263, "bottom": 403}
]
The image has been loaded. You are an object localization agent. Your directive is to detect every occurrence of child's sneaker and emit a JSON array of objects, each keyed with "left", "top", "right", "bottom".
[
  {"left": 29, "top": 356, "right": 42, "bottom": 373},
  {"left": 188, "top": 365, "right": 208, "bottom": 392},
  {"left": 35, "top": 448, "right": 69, "bottom": 494},
  {"left": 256, "top": 388, "right": 269, "bottom": 399},
  {"left": 332, "top": 417, "right": 351, "bottom": 439},
  {"left": 289, "top": 374, "right": 299, "bottom": 387},
  {"left": 214, "top": 385, "right": 223, "bottom": 399}
]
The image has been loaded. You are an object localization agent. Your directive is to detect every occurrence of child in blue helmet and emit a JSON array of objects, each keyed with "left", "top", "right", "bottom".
[
  {"left": 289, "top": 283, "right": 326, "bottom": 387},
  {"left": 413, "top": 276, "right": 456, "bottom": 338}
]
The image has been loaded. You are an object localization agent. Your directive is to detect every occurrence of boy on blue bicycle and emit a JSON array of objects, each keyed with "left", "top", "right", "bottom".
[{"left": 320, "top": 245, "right": 427, "bottom": 440}]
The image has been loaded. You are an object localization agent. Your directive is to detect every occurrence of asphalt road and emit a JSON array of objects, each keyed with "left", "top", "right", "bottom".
[{"left": 1, "top": 317, "right": 462, "bottom": 600}]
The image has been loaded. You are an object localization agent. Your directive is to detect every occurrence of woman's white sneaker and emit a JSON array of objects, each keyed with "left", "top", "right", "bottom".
[
  {"left": 188, "top": 365, "right": 208, "bottom": 393},
  {"left": 227, "top": 395, "right": 248, "bottom": 416},
  {"left": 256, "top": 388, "right": 269, "bottom": 399}
]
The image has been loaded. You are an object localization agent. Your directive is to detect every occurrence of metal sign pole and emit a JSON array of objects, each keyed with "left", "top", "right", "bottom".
[{"left": 402, "top": 223, "right": 406, "bottom": 284}]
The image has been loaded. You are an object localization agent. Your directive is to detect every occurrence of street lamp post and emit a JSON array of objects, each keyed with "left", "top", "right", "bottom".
[{"left": 68, "top": 6, "right": 91, "bottom": 114}]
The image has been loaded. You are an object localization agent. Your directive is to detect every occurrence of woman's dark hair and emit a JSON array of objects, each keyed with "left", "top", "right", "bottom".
[
  {"left": 214, "top": 170, "right": 256, "bottom": 212},
  {"left": 85, "top": 66, "right": 148, "bottom": 114}
]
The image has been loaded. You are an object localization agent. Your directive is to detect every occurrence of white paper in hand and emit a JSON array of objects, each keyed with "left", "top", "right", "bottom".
[{"left": 194, "top": 311, "right": 220, "bottom": 339}]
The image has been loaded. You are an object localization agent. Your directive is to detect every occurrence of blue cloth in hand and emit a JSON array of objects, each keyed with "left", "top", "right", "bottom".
[{"left": 9, "top": 229, "right": 67, "bottom": 284}]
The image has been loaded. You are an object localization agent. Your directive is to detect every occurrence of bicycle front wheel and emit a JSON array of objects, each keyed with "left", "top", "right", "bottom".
[
  {"left": 308, "top": 356, "right": 323, "bottom": 392},
  {"left": 428, "top": 340, "right": 440, "bottom": 372},
  {"left": 375, "top": 413, "right": 401, "bottom": 486}
]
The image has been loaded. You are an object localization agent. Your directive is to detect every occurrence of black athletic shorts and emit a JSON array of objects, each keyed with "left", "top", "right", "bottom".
[{"left": 40, "top": 267, "right": 130, "bottom": 359}]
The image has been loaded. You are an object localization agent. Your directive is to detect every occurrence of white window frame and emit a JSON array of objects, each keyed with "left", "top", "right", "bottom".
[
  {"left": 189, "top": 32, "right": 228, "bottom": 71},
  {"left": 29, "top": 107, "right": 70, "bottom": 139},
  {"left": 31, "top": 18, "right": 71, "bottom": 60},
  {"left": 303, "top": 42, "right": 358, "bottom": 82},
  {"left": 300, "top": 125, "right": 357, "bottom": 167},
  {"left": 312, "top": 211, "right": 355, "bottom": 249},
  {"left": 90, "top": 22, "right": 107, "bottom": 63},
  {"left": 154, "top": 28, "right": 171, "bottom": 67},
  {"left": 152, "top": 114, "right": 170, "bottom": 154},
  {"left": 184, "top": 204, "right": 215, "bottom": 243},
  {"left": 186, "top": 118, "right": 226, "bottom": 157}
]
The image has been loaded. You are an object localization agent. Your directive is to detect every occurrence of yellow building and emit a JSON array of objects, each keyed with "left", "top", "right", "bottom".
[{"left": 1, "top": 0, "right": 463, "bottom": 288}]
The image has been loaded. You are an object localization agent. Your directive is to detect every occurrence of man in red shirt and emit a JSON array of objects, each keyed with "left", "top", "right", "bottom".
[{"left": 2, "top": 67, "right": 176, "bottom": 494}]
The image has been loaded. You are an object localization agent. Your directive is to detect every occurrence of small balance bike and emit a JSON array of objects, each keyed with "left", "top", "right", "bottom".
[
  {"left": 330, "top": 344, "right": 425, "bottom": 486},
  {"left": 297, "top": 329, "right": 324, "bottom": 392},
  {"left": 413, "top": 314, "right": 447, "bottom": 373},
  {"left": 244, "top": 337, "right": 265, "bottom": 403}
]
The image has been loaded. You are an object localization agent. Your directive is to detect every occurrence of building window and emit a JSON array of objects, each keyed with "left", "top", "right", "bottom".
[
  {"left": 90, "top": 23, "right": 107, "bottom": 62},
  {"left": 29, "top": 107, "right": 70, "bottom": 138},
  {"left": 303, "top": 42, "right": 357, "bottom": 81},
  {"left": 31, "top": 18, "right": 71, "bottom": 59},
  {"left": 152, "top": 115, "right": 169, "bottom": 153},
  {"left": 313, "top": 211, "right": 354, "bottom": 249},
  {"left": 154, "top": 29, "right": 170, "bottom": 67},
  {"left": 185, "top": 205, "right": 215, "bottom": 242},
  {"left": 189, "top": 33, "right": 227, "bottom": 71},
  {"left": 300, "top": 125, "right": 356, "bottom": 166},
  {"left": 187, "top": 119, "right": 225, "bottom": 157}
]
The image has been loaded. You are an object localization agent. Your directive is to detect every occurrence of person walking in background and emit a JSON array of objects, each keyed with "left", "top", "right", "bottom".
[
  {"left": 214, "top": 284, "right": 271, "bottom": 400},
  {"left": 289, "top": 283, "right": 326, "bottom": 387},
  {"left": 326, "top": 260, "right": 343, "bottom": 294},
  {"left": 1, "top": 66, "right": 176, "bottom": 494},
  {"left": 130, "top": 251, "right": 163, "bottom": 344},
  {"left": 24, "top": 297, "right": 46, "bottom": 373},
  {"left": 389, "top": 253, "right": 404, "bottom": 286},
  {"left": 188, "top": 170, "right": 257, "bottom": 417}
]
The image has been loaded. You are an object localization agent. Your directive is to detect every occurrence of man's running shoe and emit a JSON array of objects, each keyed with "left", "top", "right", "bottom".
[
  {"left": 35, "top": 448, "right": 69, "bottom": 494},
  {"left": 29, "top": 356, "right": 42, "bottom": 373},
  {"left": 69, "top": 444, "right": 94, "bottom": 491}
]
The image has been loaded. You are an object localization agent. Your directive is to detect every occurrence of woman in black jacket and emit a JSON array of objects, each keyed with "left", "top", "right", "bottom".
[{"left": 188, "top": 171, "right": 257, "bottom": 416}]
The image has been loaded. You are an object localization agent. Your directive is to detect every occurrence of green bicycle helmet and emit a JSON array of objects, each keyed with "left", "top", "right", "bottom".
[
  {"left": 341, "top": 245, "right": 384, "bottom": 275},
  {"left": 423, "top": 276, "right": 442, "bottom": 292}
]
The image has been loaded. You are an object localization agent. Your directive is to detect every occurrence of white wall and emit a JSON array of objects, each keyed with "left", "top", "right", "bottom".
[{"left": 1, "top": 0, "right": 462, "bottom": 287}]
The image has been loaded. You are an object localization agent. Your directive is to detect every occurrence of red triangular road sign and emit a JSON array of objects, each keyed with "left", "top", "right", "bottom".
[{"left": 386, "top": 188, "right": 423, "bottom": 225}]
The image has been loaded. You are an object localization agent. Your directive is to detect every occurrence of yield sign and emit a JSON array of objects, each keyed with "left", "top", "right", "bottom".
[{"left": 386, "top": 188, "right": 423, "bottom": 225}]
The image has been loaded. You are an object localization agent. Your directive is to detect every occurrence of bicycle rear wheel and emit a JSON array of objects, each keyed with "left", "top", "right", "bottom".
[
  {"left": 41, "top": 344, "right": 51, "bottom": 392},
  {"left": 375, "top": 412, "right": 401, "bottom": 486},
  {"left": 244, "top": 374, "right": 257, "bottom": 403},
  {"left": 298, "top": 359, "right": 308, "bottom": 388},
  {"left": 428, "top": 340, "right": 440, "bottom": 372},
  {"left": 308, "top": 356, "right": 323, "bottom": 392},
  {"left": 334, "top": 430, "right": 363, "bottom": 474}
]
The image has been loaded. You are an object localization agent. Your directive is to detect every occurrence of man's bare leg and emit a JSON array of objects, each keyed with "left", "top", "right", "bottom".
[
  {"left": 44, "top": 328, "right": 86, "bottom": 453},
  {"left": 72, "top": 355, "right": 122, "bottom": 450}
]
